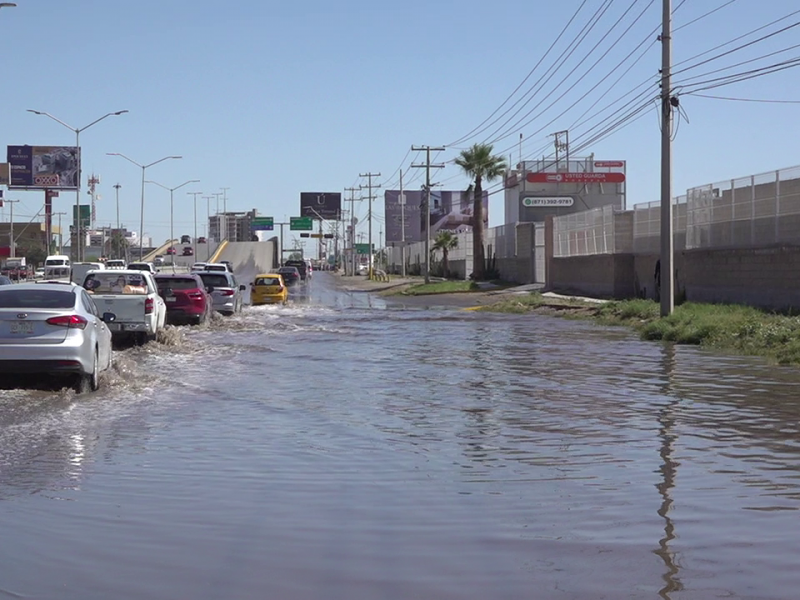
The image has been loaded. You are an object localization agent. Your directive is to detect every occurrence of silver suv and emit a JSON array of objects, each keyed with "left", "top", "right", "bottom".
[{"left": 197, "top": 271, "right": 245, "bottom": 316}]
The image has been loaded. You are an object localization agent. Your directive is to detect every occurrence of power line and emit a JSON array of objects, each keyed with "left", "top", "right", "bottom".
[
  {"left": 673, "top": 0, "right": 737, "bottom": 33},
  {"left": 445, "top": 0, "right": 591, "bottom": 147},
  {"left": 687, "top": 92, "right": 800, "bottom": 104}
]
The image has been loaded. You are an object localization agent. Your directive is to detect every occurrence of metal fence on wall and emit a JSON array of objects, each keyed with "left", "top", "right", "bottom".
[
  {"left": 553, "top": 205, "right": 615, "bottom": 257},
  {"left": 632, "top": 195, "right": 687, "bottom": 254},
  {"left": 686, "top": 165, "right": 800, "bottom": 250}
]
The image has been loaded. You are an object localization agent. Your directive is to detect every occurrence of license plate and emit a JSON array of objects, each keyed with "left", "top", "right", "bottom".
[
  {"left": 166, "top": 296, "right": 176, "bottom": 303},
  {"left": 10, "top": 321, "right": 34, "bottom": 334}
]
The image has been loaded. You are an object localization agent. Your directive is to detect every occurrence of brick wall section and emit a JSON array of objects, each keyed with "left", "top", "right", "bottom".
[{"left": 683, "top": 246, "right": 800, "bottom": 310}]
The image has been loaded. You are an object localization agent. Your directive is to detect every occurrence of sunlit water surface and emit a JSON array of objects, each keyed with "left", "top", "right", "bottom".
[{"left": 1, "top": 273, "right": 800, "bottom": 600}]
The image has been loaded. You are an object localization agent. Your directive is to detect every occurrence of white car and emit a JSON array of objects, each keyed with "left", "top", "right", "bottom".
[
  {"left": 0, "top": 282, "right": 114, "bottom": 392},
  {"left": 190, "top": 262, "right": 207, "bottom": 272}
]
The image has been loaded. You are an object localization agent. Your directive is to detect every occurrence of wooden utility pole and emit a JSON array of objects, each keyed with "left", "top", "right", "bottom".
[
  {"left": 411, "top": 145, "right": 445, "bottom": 283},
  {"left": 358, "top": 175, "right": 380, "bottom": 279},
  {"left": 344, "top": 187, "right": 361, "bottom": 276}
]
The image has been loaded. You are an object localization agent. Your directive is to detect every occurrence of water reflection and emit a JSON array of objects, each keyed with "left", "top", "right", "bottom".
[{"left": 653, "top": 343, "right": 683, "bottom": 598}]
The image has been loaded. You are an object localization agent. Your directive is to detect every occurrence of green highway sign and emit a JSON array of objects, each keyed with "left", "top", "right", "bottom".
[
  {"left": 290, "top": 216, "right": 313, "bottom": 231},
  {"left": 355, "top": 243, "right": 373, "bottom": 255},
  {"left": 251, "top": 217, "right": 274, "bottom": 231},
  {"left": 72, "top": 204, "right": 90, "bottom": 227}
]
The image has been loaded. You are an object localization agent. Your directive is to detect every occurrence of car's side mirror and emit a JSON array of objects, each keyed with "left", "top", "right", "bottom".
[
  {"left": 239, "top": 284, "right": 246, "bottom": 291},
  {"left": 101, "top": 312, "right": 116, "bottom": 323}
]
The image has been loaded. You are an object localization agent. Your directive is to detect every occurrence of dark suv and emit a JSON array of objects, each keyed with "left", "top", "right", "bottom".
[{"left": 283, "top": 260, "right": 307, "bottom": 281}]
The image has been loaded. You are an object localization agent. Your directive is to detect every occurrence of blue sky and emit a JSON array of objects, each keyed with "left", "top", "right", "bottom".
[{"left": 1, "top": 0, "right": 798, "bottom": 248}]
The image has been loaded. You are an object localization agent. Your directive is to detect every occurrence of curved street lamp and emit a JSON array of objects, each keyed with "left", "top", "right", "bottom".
[
  {"left": 27, "top": 109, "right": 128, "bottom": 261},
  {"left": 145, "top": 179, "right": 200, "bottom": 264},
  {"left": 0, "top": 4, "right": 18, "bottom": 9},
  {"left": 106, "top": 153, "right": 182, "bottom": 258}
]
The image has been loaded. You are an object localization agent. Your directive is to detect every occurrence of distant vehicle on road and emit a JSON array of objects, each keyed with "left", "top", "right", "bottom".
[
  {"left": 204, "top": 262, "right": 233, "bottom": 273},
  {"left": 153, "top": 256, "right": 165, "bottom": 266},
  {"left": 0, "top": 282, "right": 115, "bottom": 393},
  {"left": 154, "top": 273, "right": 212, "bottom": 325},
  {"left": 190, "top": 262, "right": 207, "bottom": 272},
  {"left": 250, "top": 273, "right": 288, "bottom": 306},
  {"left": 220, "top": 260, "right": 234, "bottom": 272},
  {"left": 197, "top": 237, "right": 207, "bottom": 244},
  {"left": 126, "top": 262, "right": 157, "bottom": 275},
  {"left": 197, "top": 271, "right": 246, "bottom": 316},
  {"left": 106, "top": 260, "right": 125, "bottom": 270},
  {"left": 182, "top": 247, "right": 194, "bottom": 256},
  {"left": 34, "top": 268, "right": 45, "bottom": 279},
  {"left": 283, "top": 259, "right": 308, "bottom": 281},
  {"left": 277, "top": 266, "right": 301, "bottom": 287},
  {"left": 166, "top": 247, "right": 177, "bottom": 255},
  {"left": 181, "top": 235, "right": 191, "bottom": 244}
]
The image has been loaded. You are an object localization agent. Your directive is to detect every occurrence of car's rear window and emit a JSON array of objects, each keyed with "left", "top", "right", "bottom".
[
  {"left": 198, "top": 273, "right": 230, "bottom": 288},
  {"left": 0, "top": 289, "right": 75, "bottom": 309},
  {"left": 85, "top": 273, "right": 149, "bottom": 294},
  {"left": 156, "top": 278, "right": 199, "bottom": 291},
  {"left": 255, "top": 277, "right": 281, "bottom": 286}
]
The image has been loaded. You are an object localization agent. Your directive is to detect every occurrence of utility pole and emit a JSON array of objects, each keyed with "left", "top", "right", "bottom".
[
  {"left": 411, "top": 145, "right": 445, "bottom": 284},
  {"left": 54, "top": 212, "right": 67, "bottom": 255},
  {"left": 113, "top": 183, "right": 122, "bottom": 233},
  {"left": 345, "top": 186, "right": 361, "bottom": 276},
  {"left": 359, "top": 173, "right": 381, "bottom": 279},
  {"left": 202, "top": 195, "right": 213, "bottom": 259},
  {"left": 188, "top": 191, "right": 204, "bottom": 258},
  {"left": 399, "top": 169, "right": 406, "bottom": 277},
  {"left": 660, "top": 0, "right": 674, "bottom": 316},
  {"left": 212, "top": 192, "right": 223, "bottom": 241},
  {"left": 6, "top": 199, "right": 19, "bottom": 258}
]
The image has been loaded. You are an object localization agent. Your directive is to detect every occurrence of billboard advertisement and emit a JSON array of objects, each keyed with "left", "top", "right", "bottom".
[
  {"left": 7, "top": 145, "right": 81, "bottom": 190},
  {"left": 300, "top": 192, "right": 342, "bottom": 220},
  {"left": 384, "top": 189, "right": 489, "bottom": 243}
]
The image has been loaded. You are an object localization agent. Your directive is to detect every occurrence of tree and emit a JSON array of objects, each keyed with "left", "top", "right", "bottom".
[
  {"left": 432, "top": 230, "right": 458, "bottom": 278},
  {"left": 454, "top": 143, "right": 507, "bottom": 280},
  {"left": 109, "top": 231, "right": 129, "bottom": 261}
]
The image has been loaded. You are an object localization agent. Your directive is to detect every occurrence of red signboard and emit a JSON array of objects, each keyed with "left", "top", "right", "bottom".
[
  {"left": 526, "top": 172, "right": 626, "bottom": 184},
  {"left": 593, "top": 161, "right": 625, "bottom": 168}
]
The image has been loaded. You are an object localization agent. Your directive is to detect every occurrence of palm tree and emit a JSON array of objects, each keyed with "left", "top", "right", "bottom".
[
  {"left": 432, "top": 230, "right": 458, "bottom": 278},
  {"left": 109, "top": 230, "right": 129, "bottom": 261},
  {"left": 455, "top": 143, "right": 507, "bottom": 280}
]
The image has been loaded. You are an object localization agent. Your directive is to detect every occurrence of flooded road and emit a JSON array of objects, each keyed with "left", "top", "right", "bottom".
[{"left": 2, "top": 273, "right": 800, "bottom": 599}]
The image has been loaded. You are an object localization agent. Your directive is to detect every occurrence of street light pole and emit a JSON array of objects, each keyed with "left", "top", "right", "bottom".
[
  {"left": 188, "top": 191, "right": 203, "bottom": 258},
  {"left": 27, "top": 109, "right": 128, "bottom": 262},
  {"left": 106, "top": 153, "right": 182, "bottom": 259},
  {"left": 202, "top": 196, "right": 213, "bottom": 260},
  {"left": 145, "top": 179, "right": 200, "bottom": 263}
]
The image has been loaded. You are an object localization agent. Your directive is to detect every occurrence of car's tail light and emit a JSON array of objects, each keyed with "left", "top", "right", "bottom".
[
  {"left": 46, "top": 315, "right": 88, "bottom": 330},
  {"left": 188, "top": 292, "right": 204, "bottom": 302},
  {"left": 220, "top": 289, "right": 235, "bottom": 296},
  {"left": 145, "top": 297, "right": 154, "bottom": 314}
]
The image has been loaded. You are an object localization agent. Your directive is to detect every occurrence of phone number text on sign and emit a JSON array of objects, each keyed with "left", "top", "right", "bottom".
[
  {"left": 34, "top": 174, "right": 60, "bottom": 187},
  {"left": 522, "top": 197, "right": 574, "bottom": 207}
]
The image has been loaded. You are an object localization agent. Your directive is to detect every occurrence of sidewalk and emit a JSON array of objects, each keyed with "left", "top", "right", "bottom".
[{"left": 332, "top": 272, "right": 418, "bottom": 293}]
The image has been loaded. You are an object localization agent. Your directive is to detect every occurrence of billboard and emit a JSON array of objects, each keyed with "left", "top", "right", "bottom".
[
  {"left": 7, "top": 145, "right": 81, "bottom": 190},
  {"left": 384, "top": 189, "right": 489, "bottom": 243},
  {"left": 300, "top": 192, "right": 341, "bottom": 220}
]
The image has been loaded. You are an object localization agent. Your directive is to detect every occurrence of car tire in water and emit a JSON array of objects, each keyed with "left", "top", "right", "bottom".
[{"left": 74, "top": 352, "right": 99, "bottom": 394}]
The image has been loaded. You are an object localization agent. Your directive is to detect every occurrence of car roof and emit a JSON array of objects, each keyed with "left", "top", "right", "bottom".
[
  {"left": 15, "top": 282, "right": 79, "bottom": 291},
  {"left": 154, "top": 273, "right": 200, "bottom": 279}
]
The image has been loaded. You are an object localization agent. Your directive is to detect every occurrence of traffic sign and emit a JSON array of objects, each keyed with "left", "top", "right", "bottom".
[
  {"left": 251, "top": 217, "right": 274, "bottom": 231},
  {"left": 290, "top": 216, "right": 313, "bottom": 231},
  {"left": 355, "top": 243, "right": 373, "bottom": 255}
]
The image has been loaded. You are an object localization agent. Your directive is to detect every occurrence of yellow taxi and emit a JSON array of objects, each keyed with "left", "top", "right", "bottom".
[{"left": 250, "top": 273, "right": 289, "bottom": 305}]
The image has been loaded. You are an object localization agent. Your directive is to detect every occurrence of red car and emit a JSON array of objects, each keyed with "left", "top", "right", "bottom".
[
  {"left": 182, "top": 247, "right": 194, "bottom": 256},
  {"left": 154, "top": 273, "right": 212, "bottom": 325},
  {"left": 166, "top": 246, "right": 177, "bottom": 255}
]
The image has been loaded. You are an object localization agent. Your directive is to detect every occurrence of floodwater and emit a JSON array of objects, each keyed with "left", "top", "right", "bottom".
[{"left": 2, "top": 273, "right": 800, "bottom": 600}]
